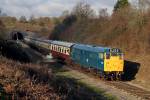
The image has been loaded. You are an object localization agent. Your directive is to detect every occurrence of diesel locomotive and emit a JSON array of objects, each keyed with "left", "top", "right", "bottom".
[{"left": 24, "top": 37, "right": 124, "bottom": 80}]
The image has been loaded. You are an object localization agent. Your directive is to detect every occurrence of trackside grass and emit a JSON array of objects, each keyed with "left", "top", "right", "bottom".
[{"left": 51, "top": 64, "right": 117, "bottom": 100}]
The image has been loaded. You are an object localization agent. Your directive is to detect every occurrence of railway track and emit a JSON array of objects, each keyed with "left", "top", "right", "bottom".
[
  {"left": 67, "top": 64, "right": 150, "bottom": 100},
  {"left": 107, "top": 81, "right": 150, "bottom": 100}
]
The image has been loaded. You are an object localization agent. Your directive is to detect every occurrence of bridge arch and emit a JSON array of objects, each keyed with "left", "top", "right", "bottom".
[{"left": 11, "top": 31, "right": 26, "bottom": 40}]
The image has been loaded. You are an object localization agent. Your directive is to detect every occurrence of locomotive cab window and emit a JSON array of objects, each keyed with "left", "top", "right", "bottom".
[
  {"left": 119, "top": 53, "right": 123, "bottom": 59},
  {"left": 111, "top": 52, "right": 117, "bottom": 56},
  {"left": 105, "top": 53, "right": 110, "bottom": 59}
]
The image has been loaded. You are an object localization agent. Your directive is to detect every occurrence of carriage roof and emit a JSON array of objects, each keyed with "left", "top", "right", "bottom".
[{"left": 51, "top": 40, "right": 75, "bottom": 47}]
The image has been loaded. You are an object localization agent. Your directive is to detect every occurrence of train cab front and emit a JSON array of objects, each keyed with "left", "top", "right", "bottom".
[{"left": 104, "top": 48, "right": 124, "bottom": 80}]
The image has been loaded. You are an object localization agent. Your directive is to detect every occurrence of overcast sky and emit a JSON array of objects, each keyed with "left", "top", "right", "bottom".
[{"left": 0, "top": 0, "right": 135, "bottom": 18}]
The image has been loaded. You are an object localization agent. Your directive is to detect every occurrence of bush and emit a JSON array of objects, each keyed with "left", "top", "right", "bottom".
[{"left": 0, "top": 57, "right": 60, "bottom": 99}]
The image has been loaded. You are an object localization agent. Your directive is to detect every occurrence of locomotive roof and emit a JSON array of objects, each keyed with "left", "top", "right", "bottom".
[
  {"left": 73, "top": 44, "right": 111, "bottom": 53},
  {"left": 51, "top": 40, "right": 74, "bottom": 47}
]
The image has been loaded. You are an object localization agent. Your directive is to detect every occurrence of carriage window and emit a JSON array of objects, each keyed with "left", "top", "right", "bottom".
[
  {"left": 56, "top": 46, "right": 58, "bottom": 51},
  {"left": 53, "top": 45, "right": 55, "bottom": 51},
  {"left": 58, "top": 46, "right": 60, "bottom": 52},
  {"left": 50, "top": 45, "right": 52, "bottom": 49},
  {"left": 58, "top": 47, "right": 60, "bottom": 52},
  {"left": 51, "top": 45, "right": 53, "bottom": 50},
  {"left": 53, "top": 45, "right": 55, "bottom": 50},
  {"left": 54, "top": 45, "right": 56, "bottom": 51},
  {"left": 67, "top": 49, "right": 70, "bottom": 54},
  {"left": 63, "top": 48, "right": 65, "bottom": 54},
  {"left": 52, "top": 45, "right": 53, "bottom": 50},
  {"left": 62, "top": 48, "right": 64, "bottom": 54},
  {"left": 65, "top": 49, "right": 67, "bottom": 54},
  {"left": 60, "top": 48, "right": 62, "bottom": 53},
  {"left": 62, "top": 48, "right": 64, "bottom": 53},
  {"left": 52, "top": 45, "right": 54, "bottom": 50},
  {"left": 59, "top": 47, "right": 62, "bottom": 52},
  {"left": 61, "top": 47, "right": 63, "bottom": 53}
]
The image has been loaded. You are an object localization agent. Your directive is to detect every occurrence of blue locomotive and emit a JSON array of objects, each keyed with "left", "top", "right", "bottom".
[{"left": 71, "top": 44, "right": 124, "bottom": 80}]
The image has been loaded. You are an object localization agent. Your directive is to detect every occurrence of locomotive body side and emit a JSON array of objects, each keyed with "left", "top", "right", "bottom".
[{"left": 71, "top": 44, "right": 106, "bottom": 71}]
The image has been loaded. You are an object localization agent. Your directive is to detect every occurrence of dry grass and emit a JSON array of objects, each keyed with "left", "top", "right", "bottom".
[{"left": 0, "top": 57, "right": 60, "bottom": 100}]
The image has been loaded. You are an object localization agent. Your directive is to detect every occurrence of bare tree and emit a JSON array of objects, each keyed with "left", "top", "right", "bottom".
[
  {"left": 72, "top": 2, "right": 95, "bottom": 19},
  {"left": 19, "top": 16, "right": 27, "bottom": 23},
  {"left": 0, "top": 9, "right": 1, "bottom": 15},
  {"left": 99, "top": 8, "right": 109, "bottom": 19},
  {"left": 61, "top": 10, "right": 70, "bottom": 18},
  {"left": 138, "top": 0, "right": 150, "bottom": 12},
  {"left": 29, "top": 15, "right": 36, "bottom": 24},
  {"left": 0, "top": 8, "right": 7, "bottom": 17}
]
